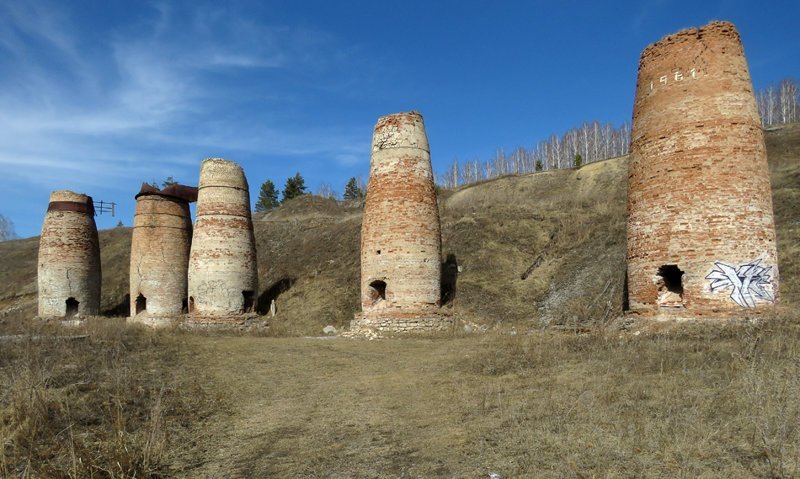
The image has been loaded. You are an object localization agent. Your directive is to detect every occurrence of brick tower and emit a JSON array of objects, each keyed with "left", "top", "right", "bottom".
[
  {"left": 627, "top": 21, "right": 779, "bottom": 317},
  {"left": 351, "top": 111, "right": 452, "bottom": 333},
  {"left": 129, "top": 183, "right": 197, "bottom": 322},
  {"left": 188, "top": 158, "right": 258, "bottom": 317},
  {"left": 37, "top": 190, "right": 102, "bottom": 318}
]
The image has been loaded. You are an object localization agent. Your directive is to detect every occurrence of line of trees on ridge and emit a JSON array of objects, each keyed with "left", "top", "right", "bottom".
[
  {"left": 757, "top": 78, "right": 799, "bottom": 127},
  {"left": 250, "top": 78, "right": 799, "bottom": 212},
  {"left": 255, "top": 174, "right": 367, "bottom": 212},
  {"left": 436, "top": 120, "right": 632, "bottom": 189},
  {"left": 437, "top": 78, "right": 799, "bottom": 189}
]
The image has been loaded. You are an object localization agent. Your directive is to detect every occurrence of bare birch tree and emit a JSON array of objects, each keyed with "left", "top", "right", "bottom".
[
  {"left": 0, "top": 214, "right": 17, "bottom": 242},
  {"left": 316, "top": 183, "right": 338, "bottom": 199}
]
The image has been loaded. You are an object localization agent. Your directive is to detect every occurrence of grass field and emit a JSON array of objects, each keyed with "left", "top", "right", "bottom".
[{"left": 2, "top": 316, "right": 799, "bottom": 478}]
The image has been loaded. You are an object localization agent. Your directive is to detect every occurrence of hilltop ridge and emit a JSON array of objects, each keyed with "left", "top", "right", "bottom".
[{"left": 1, "top": 125, "right": 798, "bottom": 334}]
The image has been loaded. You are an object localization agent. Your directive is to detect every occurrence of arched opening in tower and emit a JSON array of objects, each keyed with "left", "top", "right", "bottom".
[
  {"left": 188, "top": 296, "right": 195, "bottom": 313},
  {"left": 135, "top": 294, "right": 147, "bottom": 315},
  {"left": 65, "top": 297, "right": 79, "bottom": 318},
  {"left": 242, "top": 290, "right": 255, "bottom": 313},
  {"left": 656, "top": 265, "right": 684, "bottom": 307},
  {"left": 367, "top": 280, "right": 387, "bottom": 306}
]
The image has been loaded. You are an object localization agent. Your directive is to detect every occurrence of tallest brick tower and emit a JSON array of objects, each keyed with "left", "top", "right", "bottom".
[{"left": 627, "top": 21, "right": 779, "bottom": 317}]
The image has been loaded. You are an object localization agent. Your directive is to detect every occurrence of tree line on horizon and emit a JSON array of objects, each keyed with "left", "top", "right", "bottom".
[
  {"left": 3, "top": 80, "right": 796, "bottom": 237},
  {"left": 255, "top": 174, "right": 366, "bottom": 212},
  {"left": 435, "top": 120, "right": 632, "bottom": 189},
  {"left": 436, "top": 78, "right": 799, "bottom": 189},
  {"left": 251, "top": 77, "right": 798, "bottom": 209},
  {"left": 757, "top": 78, "right": 799, "bottom": 128}
]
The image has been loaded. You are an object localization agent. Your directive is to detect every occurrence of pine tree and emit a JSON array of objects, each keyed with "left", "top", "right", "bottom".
[
  {"left": 535, "top": 160, "right": 543, "bottom": 172},
  {"left": 573, "top": 153, "right": 583, "bottom": 168},
  {"left": 282, "top": 173, "right": 307, "bottom": 202},
  {"left": 343, "top": 177, "right": 364, "bottom": 200},
  {"left": 255, "top": 179, "right": 280, "bottom": 212}
]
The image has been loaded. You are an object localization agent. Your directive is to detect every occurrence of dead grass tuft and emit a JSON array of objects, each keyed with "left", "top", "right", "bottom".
[
  {"left": 0, "top": 318, "right": 215, "bottom": 478},
  {"left": 454, "top": 316, "right": 800, "bottom": 477}
]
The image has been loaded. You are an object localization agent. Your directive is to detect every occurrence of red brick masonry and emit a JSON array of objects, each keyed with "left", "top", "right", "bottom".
[
  {"left": 627, "top": 21, "right": 779, "bottom": 318},
  {"left": 130, "top": 188, "right": 194, "bottom": 317},
  {"left": 38, "top": 191, "right": 101, "bottom": 318},
  {"left": 353, "top": 111, "right": 452, "bottom": 333}
]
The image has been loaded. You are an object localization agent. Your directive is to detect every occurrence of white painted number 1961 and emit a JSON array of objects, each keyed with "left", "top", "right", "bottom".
[{"left": 649, "top": 68, "right": 697, "bottom": 91}]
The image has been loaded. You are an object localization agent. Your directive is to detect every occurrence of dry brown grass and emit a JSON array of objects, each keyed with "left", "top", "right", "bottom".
[
  {"left": 252, "top": 195, "right": 362, "bottom": 336},
  {"left": 459, "top": 317, "right": 800, "bottom": 478},
  {"left": 442, "top": 156, "right": 628, "bottom": 330},
  {"left": 767, "top": 124, "right": 800, "bottom": 307},
  {"left": 0, "top": 318, "right": 217, "bottom": 478},
  {"left": 114, "top": 315, "right": 797, "bottom": 478},
  {"left": 3, "top": 318, "right": 797, "bottom": 477}
]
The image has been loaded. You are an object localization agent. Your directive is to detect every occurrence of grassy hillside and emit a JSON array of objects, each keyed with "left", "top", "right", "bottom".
[
  {"left": 766, "top": 124, "right": 800, "bottom": 306},
  {"left": 0, "top": 124, "right": 798, "bottom": 335}
]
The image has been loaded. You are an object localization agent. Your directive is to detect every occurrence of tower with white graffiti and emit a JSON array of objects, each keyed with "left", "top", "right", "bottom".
[{"left": 626, "top": 21, "right": 779, "bottom": 317}]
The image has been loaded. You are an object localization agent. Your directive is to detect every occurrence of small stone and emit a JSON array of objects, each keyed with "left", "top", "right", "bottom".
[{"left": 323, "top": 325, "right": 337, "bottom": 335}]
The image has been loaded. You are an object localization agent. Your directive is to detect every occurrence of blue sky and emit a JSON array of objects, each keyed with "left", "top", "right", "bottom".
[{"left": 1, "top": 0, "right": 798, "bottom": 238}]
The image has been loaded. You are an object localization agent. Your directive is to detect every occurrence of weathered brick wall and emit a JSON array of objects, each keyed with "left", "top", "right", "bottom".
[
  {"left": 130, "top": 194, "right": 192, "bottom": 317},
  {"left": 353, "top": 112, "right": 452, "bottom": 333},
  {"left": 188, "top": 159, "right": 258, "bottom": 316},
  {"left": 37, "top": 190, "right": 101, "bottom": 317},
  {"left": 627, "top": 21, "right": 779, "bottom": 317}
]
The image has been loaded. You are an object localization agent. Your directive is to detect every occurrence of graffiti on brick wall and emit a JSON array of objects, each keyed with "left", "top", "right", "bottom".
[
  {"left": 705, "top": 259, "right": 774, "bottom": 308},
  {"left": 648, "top": 68, "right": 698, "bottom": 91}
]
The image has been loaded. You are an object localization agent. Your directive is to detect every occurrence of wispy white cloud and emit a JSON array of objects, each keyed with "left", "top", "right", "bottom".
[
  {"left": 0, "top": 1, "right": 374, "bottom": 236},
  {"left": 0, "top": 1, "right": 81, "bottom": 60},
  {"left": 0, "top": 0, "right": 368, "bottom": 189},
  {"left": 333, "top": 153, "right": 364, "bottom": 167}
]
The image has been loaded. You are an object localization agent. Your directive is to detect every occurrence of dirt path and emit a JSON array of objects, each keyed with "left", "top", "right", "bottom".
[
  {"left": 176, "top": 336, "right": 496, "bottom": 478},
  {"left": 166, "top": 328, "right": 794, "bottom": 478}
]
